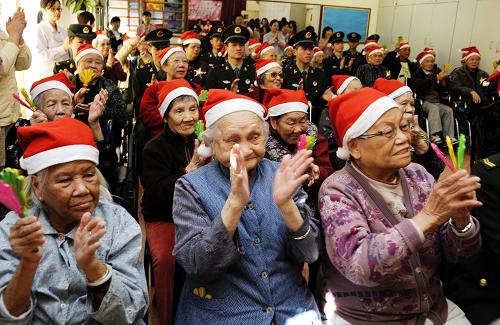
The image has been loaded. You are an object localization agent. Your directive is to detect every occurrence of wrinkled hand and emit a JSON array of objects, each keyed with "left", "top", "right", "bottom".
[
  {"left": 273, "top": 150, "right": 314, "bottom": 207},
  {"left": 230, "top": 78, "right": 240, "bottom": 93},
  {"left": 106, "top": 49, "right": 114, "bottom": 68},
  {"left": 74, "top": 212, "right": 106, "bottom": 271},
  {"left": 421, "top": 170, "right": 482, "bottom": 227},
  {"left": 340, "top": 57, "right": 346, "bottom": 70},
  {"left": 322, "top": 87, "right": 335, "bottom": 101},
  {"left": 73, "top": 87, "right": 89, "bottom": 106},
  {"left": 229, "top": 144, "right": 249, "bottom": 207},
  {"left": 470, "top": 90, "right": 481, "bottom": 104},
  {"left": 306, "top": 163, "right": 320, "bottom": 187},
  {"left": 410, "top": 115, "right": 429, "bottom": 154},
  {"left": 437, "top": 71, "right": 447, "bottom": 81},
  {"left": 9, "top": 216, "right": 44, "bottom": 264},
  {"left": 185, "top": 140, "right": 208, "bottom": 173},
  {"left": 6, "top": 8, "right": 26, "bottom": 44},
  {"left": 348, "top": 57, "right": 355, "bottom": 68},
  {"left": 88, "top": 89, "right": 107, "bottom": 124},
  {"left": 29, "top": 110, "right": 48, "bottom": 125}
]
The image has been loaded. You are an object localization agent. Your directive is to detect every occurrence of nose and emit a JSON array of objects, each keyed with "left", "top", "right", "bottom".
[{"left": 73, "top": 178, "right": 91, "bottom": 196}]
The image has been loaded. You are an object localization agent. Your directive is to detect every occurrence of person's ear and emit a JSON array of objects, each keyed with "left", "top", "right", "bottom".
[
  {"left": 31, "top": 175, "right": 43, "bottom": 202},
  {"left": 347, "top": 139, "right": 361, "bottom": 160},
  {"left": 269, "top": 117, "right": 278, "bottom": 130}
]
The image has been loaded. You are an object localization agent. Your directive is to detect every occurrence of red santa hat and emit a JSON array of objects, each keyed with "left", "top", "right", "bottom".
[
  {"left": 415, "top": 50, "right": 435, "bottom": 64},
  {"left": 30, "top": 72, "right": 75, "bottom": 99},
  {"left": 248, "top": 38, "right": 261, "bottom": 50},
  {"left": 92, "top": 33, "right": 109, "bottom": 47},
  {"left": 157, "top": 46, "right": 184, "bottom": 65},
  {"left": 331, "top": 75, "right": 359, "bottom": 95},
  {"left": 255, "top": 58, "right": 281, "bottom": 77},
  {"left": 263, "top": 88, "right": 309, "bottom": 118},
  {"left": 157, "top": 79, "right": 199, "bottom": 117},
  {"left": 313, "top": 47, "right": 323, "bottom": 58},
  {"left": 365, "top": 44, "right": 384, "bottom": 56},
  {"left": 255, "top": 42, "right": 274, "bottom": 56},
  {"left": 328, "top": 88, "right": 398, "bottom": 160},
  {"left": 17, "top": 117, "right": 99, "bottom": 175},
  {"left": 198, "top": 89, "right": 266, "bottom": 157},
  {"left": 398, "top": 41, "right": 410, "bottom": 50},
  {"left": 180, "top": 31, "right": 201, "bottom": 46},
  {"left": 423, "top": 47, "right": 434, "bottom": 52},
  {"left": 362, "top": 39, "right": 378, "bottom": 50},
  {"left": 284, "top": 44, "right": 293, "bottom": 52},
  {"left": 74, "top": 44, "right": 104, "bottom": 64},
  {"left": 459, "top": 46, "right": 480, "bottom": 61},
  {"left": 373, "top": 78, "right": 412, "bottom": 99}
]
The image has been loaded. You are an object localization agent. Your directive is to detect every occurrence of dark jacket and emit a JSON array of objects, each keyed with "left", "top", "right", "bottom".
[
  {"left": 442, "top": 152, "right": 500, "bottom": 325},
  {"left": 449, "top": 65, "right": 497, "bottom": 101},
  {"left": 382, "top": 50, "right": 418, "bottom": 81},
  {"left": 411, "top": 67, "right": 447, "bottom": 102},
  {"left": 141, "top": 126, "right": 195, "bottom": 223}
]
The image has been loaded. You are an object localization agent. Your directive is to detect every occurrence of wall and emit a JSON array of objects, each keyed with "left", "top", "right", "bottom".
[
  {"left": 377, "top": 0, "right": 500, "bottom": 73},
  {"left": 254, "top": 0, "right": 380, "bottom": 36}
]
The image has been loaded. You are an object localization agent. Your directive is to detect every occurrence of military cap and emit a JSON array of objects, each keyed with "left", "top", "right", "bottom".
[
  {"left": 145, "top": 28, "right": 173, "bottom": 49},
  {"left": 207, "top": 25, "right": 224, "bottom": 39},
  {"left": 347, "top": 32, "right": 362, "bottom": 42},
  {"left": 367, "top": 34, "right": 380, "bottom": 42},
  {"left": 288, "top": 29, "right": 317, "bottom": 48},
  {"left": 190, "top": 24, "right": 202, "bottom": 33},
  {"left": 67, "top": 24, "right": 96, "bottom": 40},
  {"left": 329, "top": 31, "right": 345, "bottom": 44},
  {"left": 222, "top": 25, "right": 250, "bottom": 44}
]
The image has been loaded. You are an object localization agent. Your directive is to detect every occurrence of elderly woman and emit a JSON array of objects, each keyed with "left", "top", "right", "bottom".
[
  {"left": 92, "top": 34, "right": 127, "bottom": 85},
  {"left": 318, "top": 75, "right": 362, "bottom": 170},
  {"left": 140, "top": 79, "right": 206, "bottom": 325},
  {"left": 139, "top": 47, "right": 203, "bottom": 137},
  {"left": 71, "top": 44, "right": 128, "bottom": 191},
  {"left": 373, "top": 78, "right": 445, "bottom": 180},
  {"left": 264, "top": 88, "right": 333, "bottom": 201},
  {"left": 172, "top": 89, "right": 321, "bottom": 324},
  {"left": 245, "top": 58, "right": 283, "bottom": 102},
  {"left": 0, "top": 118, "right": 148, "bottom": 324},
  {"left": 319, "top": 88, "right": 482, "bottom": 324},
  {"left": 263, "top": 19, "right": 286, "bottom": 58},
  {"left": 254, "top": 42, "right": 278, "bottom": 62},
  {"left": 5, "top": 72, "right": 107, "bottom": 171}
]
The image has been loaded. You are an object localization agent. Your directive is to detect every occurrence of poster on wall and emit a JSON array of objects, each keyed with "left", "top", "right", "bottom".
[
  {"left": 188, "top": 0, "right": 222, "bottom": 21},
  {"left": 320, "top": 6, "right": 371, "bottom": 42}
]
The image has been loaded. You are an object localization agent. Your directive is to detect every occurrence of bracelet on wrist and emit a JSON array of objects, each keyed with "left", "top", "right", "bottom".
[
  {"left": 449, "top": 217, "right": 473, "bottom": 233},
  {"left": 87, "top": 264, "right": 112, "bottom": 287}
]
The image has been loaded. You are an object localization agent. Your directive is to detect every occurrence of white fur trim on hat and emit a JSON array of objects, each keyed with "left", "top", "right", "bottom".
[
  {"left": 248, "top": 43, "right": 261, "bottom": 49},
  {"left": 160, "top": 47, "right": 184, "bottom": 65},
  {"left": 313, "top": 50, "right": 324, "bottom": 57},
  {"left": 336, "top": 76, "right": 357, "bottom": 95},
  {"left": 159, "top": 87, "right": 199, "bottom": 117},
  {"left": 75, "top": 48, "right": 104, "bottom": 64},
  {"left": 260, "top": 46, "right": 274, "bottom": 56},
  {"left": 388, "top": 85, "right": 412, "bottom": 100},
  {"left": 92, "top": 34, "right": 109, "bottom": 47},
  {"left": 462, "top": 52, "right": 480, "bottom": 61},
  {"left": 30, "top": 80, "right": 73, "bottom": 99},
  {"left": 205, "top": 98, "right": 265, "bottom": 128},
  {"left": 197, "top": 143, "right": 213, "bottom": 158},
  {"left": 367, "top": 48, "right": 384, "bottom": 56},
  {"left": 418, "top": 53, "right": 434, "bottom": 64},
  {"left": 256, "top": 61, "right": 281, "bottom": 77},
  {"left": 267, "top": 102, "right": 308, "bottom": 117},
  {"left": 183, "top": 38, "right": 201, "bottom": 46},
  {"left": 20, "top": 144, "right": 99, "bottom": 175},
  {"left": 399, "top": 44, "right": 410, "bottom": 50},
  {"left": 337, "top": 96, "right": 398, "bottom": 160}
]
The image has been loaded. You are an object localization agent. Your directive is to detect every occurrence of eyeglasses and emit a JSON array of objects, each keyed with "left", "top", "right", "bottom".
[
  {"left": 358, "top": 123, "right": 412, "bottom": 140},
  {"left": 264, "top": 71, "right": 284, "bottom": 79}
]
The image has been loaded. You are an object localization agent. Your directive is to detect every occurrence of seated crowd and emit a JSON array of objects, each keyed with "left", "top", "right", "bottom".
[{"left": 0, "top": 1, "right": 500, "bottom": 324}]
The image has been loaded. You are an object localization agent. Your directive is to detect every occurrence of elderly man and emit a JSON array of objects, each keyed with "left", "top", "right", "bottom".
[
  {"left": 0, "top": 117, "right": 148, "bottom": 324},
  {"left": 383, "top": 41, "right": 417, "bottom": 83},
  {"left": 355, "top": 45, "right": 390, "bottom": 87}
]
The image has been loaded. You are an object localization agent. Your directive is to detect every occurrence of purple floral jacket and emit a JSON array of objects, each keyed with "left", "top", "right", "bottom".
[{"left": 318, "top": 162, "right": 481, "bottom": 325}]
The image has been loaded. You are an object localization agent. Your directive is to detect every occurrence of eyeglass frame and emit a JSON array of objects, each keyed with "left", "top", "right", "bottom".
[
  {"left": 357, "top": 122, "right": 412, "bottom": 140},
  {"left": 263, "top": 71, "right": 284, "bottom": 79}
]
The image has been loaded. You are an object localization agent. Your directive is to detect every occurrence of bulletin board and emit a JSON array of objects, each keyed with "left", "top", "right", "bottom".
[
  {"left": 188, "top": 0, "right": 223, "bottom": 21},
  {"left": 320, "top": 6, "right": 371, "bottom": 42}
]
